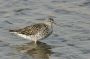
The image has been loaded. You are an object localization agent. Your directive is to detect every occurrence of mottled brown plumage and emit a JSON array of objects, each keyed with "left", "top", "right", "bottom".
[{"left": 10, "top": 23, "right": 50, "bottom": 35}]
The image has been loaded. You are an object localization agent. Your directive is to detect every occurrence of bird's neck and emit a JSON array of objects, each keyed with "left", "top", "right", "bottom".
[{"left": 44, "top": 22, "right": 53, "bottom": 28}]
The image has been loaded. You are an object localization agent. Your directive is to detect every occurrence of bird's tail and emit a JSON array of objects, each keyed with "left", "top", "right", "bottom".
[{"left": 9, "top": 29, "right": 16, "bottom": 32}]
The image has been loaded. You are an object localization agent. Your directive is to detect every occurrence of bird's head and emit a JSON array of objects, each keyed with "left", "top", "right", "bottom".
[{"left": 47, "top": 17, "right": 57, "bottom": 25}]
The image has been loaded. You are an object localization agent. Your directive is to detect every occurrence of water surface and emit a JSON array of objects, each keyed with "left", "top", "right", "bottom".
[{"left": 0, "top": 0, "right": 90, "bottom": 59}]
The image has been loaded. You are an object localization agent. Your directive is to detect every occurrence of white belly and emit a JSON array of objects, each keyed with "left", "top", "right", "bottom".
[
  {"left": 11, "top": 32, "right": 44, "bottom": 41},
  {"left": 12, "top": 32, "right": 31, "bottom": 40}
]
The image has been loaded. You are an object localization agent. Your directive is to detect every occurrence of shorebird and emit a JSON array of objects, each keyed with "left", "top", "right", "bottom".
[{"left": 9, "top": 18, "right": 56, "bottom": 44}]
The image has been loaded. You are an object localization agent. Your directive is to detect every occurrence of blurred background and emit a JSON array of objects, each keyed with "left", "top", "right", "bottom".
[{"left": 0, "top": 0, "right": 90, "bottom": 59}]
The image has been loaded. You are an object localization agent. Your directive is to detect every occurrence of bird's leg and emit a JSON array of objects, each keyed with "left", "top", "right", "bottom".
[{"left": 35, "top": 40, "right": 37, "bottom": 44}]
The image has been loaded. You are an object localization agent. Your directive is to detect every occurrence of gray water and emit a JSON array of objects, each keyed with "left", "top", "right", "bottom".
[{"left": 0, "top": 0, "right": 90, "bottom": 59}]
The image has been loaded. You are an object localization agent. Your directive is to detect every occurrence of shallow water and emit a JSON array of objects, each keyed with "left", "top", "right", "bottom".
[{"left": 0, "top": 0, "right": 90, "bottom": 59}]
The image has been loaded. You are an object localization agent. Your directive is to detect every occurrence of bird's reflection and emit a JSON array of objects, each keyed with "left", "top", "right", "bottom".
[{"left": 15, "top": 41, "right": 52, "bottom": 59}]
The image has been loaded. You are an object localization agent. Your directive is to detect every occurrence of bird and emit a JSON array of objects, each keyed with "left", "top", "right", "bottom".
[{"left": 9, "top": 18, "right": 56, "bottom": 44}]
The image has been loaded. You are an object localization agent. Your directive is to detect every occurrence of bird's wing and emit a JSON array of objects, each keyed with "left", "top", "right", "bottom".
[{"left": 16, "top": 23, "right": 49, "bottom": 35}]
